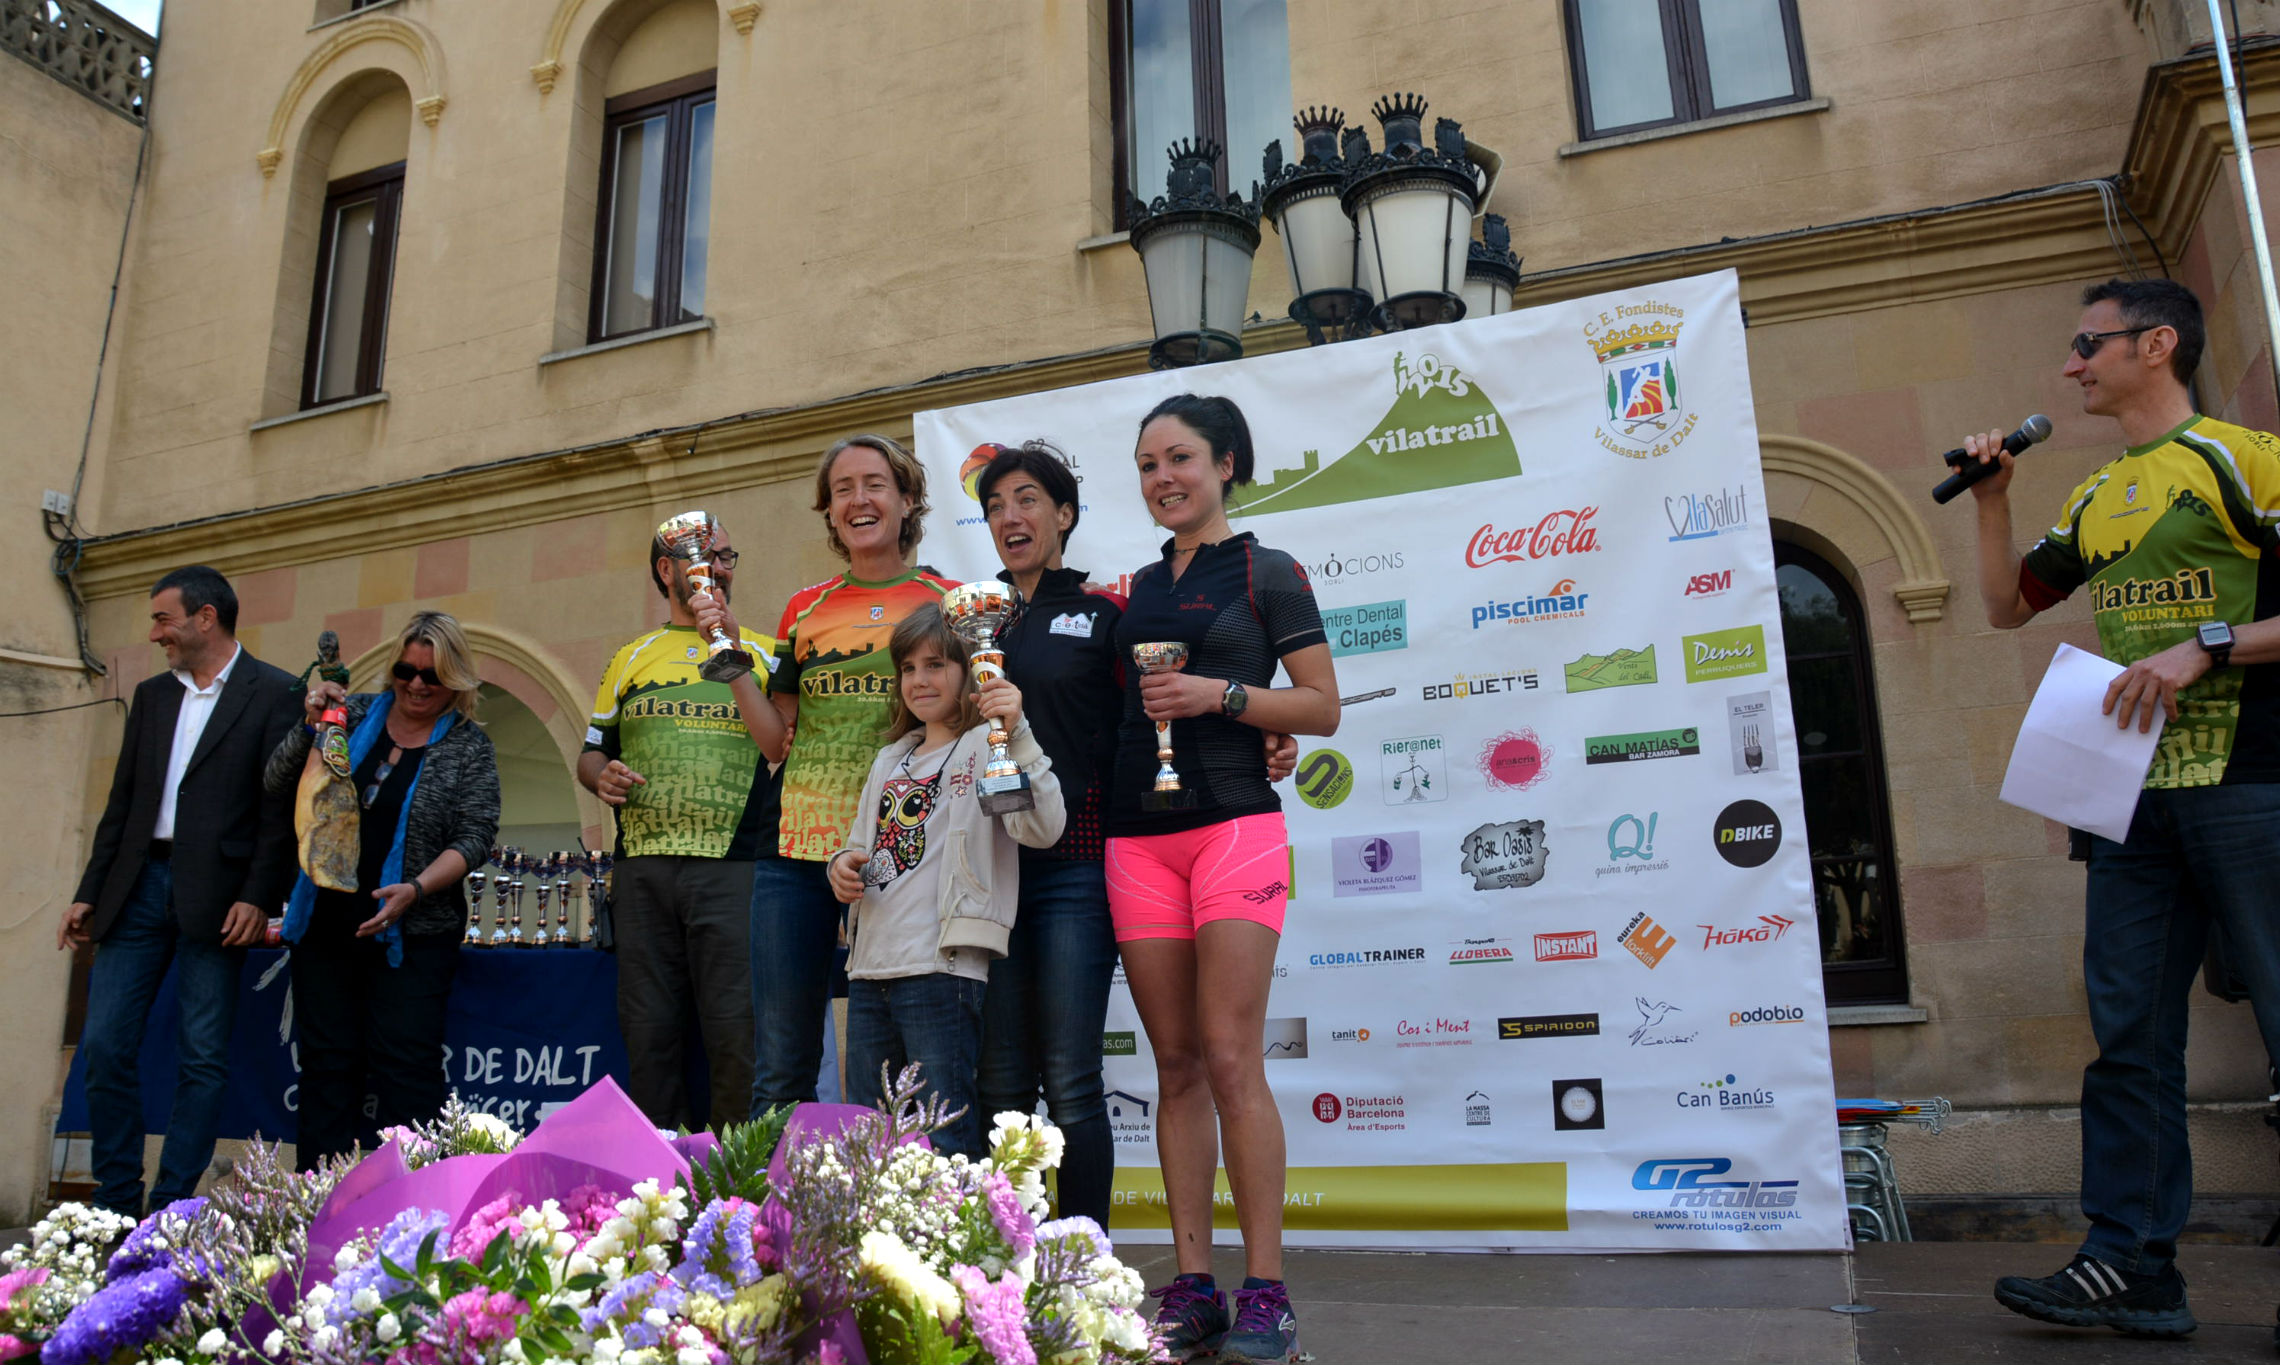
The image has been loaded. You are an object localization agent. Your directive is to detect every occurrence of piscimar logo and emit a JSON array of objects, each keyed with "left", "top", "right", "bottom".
[
  {"left": 1472, "top": 580, "right": 1588, "bottom": 629},
  {"left": 1631, "top": 1158, "right": 1798, "bottom": 1208}
]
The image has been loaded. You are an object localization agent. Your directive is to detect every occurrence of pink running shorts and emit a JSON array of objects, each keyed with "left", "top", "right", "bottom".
[{"left": 1105, "top": 812, "right": 1290, "bottom": 942}]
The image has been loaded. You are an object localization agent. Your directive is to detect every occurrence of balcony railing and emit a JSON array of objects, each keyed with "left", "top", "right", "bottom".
[{"left": 1, "top": 0, "right": 155, "bottom": 123}]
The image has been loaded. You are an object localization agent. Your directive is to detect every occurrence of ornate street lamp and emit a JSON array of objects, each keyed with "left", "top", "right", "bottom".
[
  {"left": 1127, "top": 139, "right": 1262, "bottom": 369},
  {"left": 1339, "top": 93, "right": 1477, "bottom": 332},
  {"left": 1260, "top": 107, "right": 1371, "bottom": 347},
  {"left": 1462, "top": 213, "right": 1522, "bottom": 321}
]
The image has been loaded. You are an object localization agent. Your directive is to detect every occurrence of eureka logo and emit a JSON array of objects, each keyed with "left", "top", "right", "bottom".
[
  {"left": 1683, "top": 626, "right": 1767, "bottom": 684},
  {"left": 1232, "top": 352, "right": 1519, "bottom": 517}
]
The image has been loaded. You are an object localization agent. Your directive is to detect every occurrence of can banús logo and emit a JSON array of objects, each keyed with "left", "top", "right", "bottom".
[
  {"left": 1631, "top": 1158, "right": 1799, "bottom": 1217},
  {"left": 1680, "top": 1074, "right": 1775, "bottom": 1112}
]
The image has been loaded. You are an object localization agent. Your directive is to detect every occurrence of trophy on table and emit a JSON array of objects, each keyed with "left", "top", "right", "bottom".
[
  {"left": 530, "top": 855, "right": 554, "bottom": 948},
  {"left": 656, "top": 510, "right": 753, "bottom": 684},
  {"left": 578, "top": 849, "right": 612, "bottom": 947},
  {"left": 940, "top": 582, "right": 1035, "bottom": 815},
  {"left": 462, "top": 864, "right": 489, "bottom": 947},
  {"left": 1132, "top": 642, "right": 1197, "bottom": 812},
  {"left": 491, "top": 847, "right": 522, "bottom": 947},
  {"left": 552, "top": 855, "right": 574, "bottom": 947}
]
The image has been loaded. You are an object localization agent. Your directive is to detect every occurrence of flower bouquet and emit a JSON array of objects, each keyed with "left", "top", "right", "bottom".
[{"left": 14, "top": 1067, "right": 1163, "bottom": 1365}]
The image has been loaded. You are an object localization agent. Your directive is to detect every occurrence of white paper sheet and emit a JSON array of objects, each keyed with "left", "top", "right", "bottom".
[{"left": 1999, "top": 643, "right": 2166, "bottom": 843}]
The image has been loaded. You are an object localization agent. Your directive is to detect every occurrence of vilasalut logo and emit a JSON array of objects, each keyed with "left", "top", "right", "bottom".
[
  {"left": 1233, "top": 352, "right": 1519, "bottom": 517},
  {"left": 1586, "top": 300, "right": 1698, "bottom": 458}
]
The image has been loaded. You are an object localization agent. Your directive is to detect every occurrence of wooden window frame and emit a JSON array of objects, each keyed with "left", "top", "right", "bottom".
[
  {"left": 1563, "top": 0, "right": 1810, "bottom": 143},
  {"left": 1776, "top": 541, "right": 1910, "bottom": 1007},
  {"left": 301, "top": 160, "right": 404, "bottom": 411},
  {"left": 1108, "top": 0, "right": 1241, "bottom": 228},
  {"left": 589, "top": 70, "right": 717, "bottom": 344}
]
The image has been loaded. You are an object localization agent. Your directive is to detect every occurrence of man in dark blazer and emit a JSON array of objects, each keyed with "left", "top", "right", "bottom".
[{"left": 58, "top": 565, "right": 301, "bottom": 1216}]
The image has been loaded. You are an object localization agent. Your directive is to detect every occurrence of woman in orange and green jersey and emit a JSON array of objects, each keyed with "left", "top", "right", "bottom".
[{"left": 739, "top": 434, "right": 955, "bottom": 1115}]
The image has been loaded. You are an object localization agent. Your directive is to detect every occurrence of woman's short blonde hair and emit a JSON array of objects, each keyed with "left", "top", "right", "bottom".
[
  {"left": 813, "top": 434, "right": 930, "bottom": 562},
  {"left": 396, "top": 610, "right": 482, "bottom": 720}
]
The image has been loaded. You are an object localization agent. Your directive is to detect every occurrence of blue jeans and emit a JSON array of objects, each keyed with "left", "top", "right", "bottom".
[
  {"left": 978, "top": 858, "right": 1117, "bottom": 1224},
  {"left": 846, "top": 973, "right": 987, "bottom": 1158},
  {"left": 79, "top": 860, "right": 245, "bottom": 1217},
  {"left": 2080, "top": 783, "right": 2280, "bottom": 1274},
  {"left": 748, "top": 855, "right": 842, "bottom": 1115}
]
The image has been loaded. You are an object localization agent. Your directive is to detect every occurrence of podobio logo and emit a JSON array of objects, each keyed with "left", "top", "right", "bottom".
[
  {"left": 1295, "top": 749, "right": 1354, "bottom": 809},
  {"left": 1587, "top": 300, "right": 1698, "bottom": 458}
]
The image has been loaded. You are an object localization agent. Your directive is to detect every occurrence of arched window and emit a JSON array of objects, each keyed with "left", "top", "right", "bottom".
[{"left": 1776, "top": 541, "right": 1908, "bottom": 1004}]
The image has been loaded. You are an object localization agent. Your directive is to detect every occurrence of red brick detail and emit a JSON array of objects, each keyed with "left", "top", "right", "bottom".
[
  {"left": 415, "top": 538, "right": 471, "bottom": 599},
  {"left": 234, "top": 567, "right": 297, "bottom": 626},
  {"left": 479, "top": 655, "right": 559, "bottom": 722},
  {"left": 324, "top": 606, "right": 386, "bottom": 663},
  {"left": 532, "top": 513, "right": 610, "bottom": 583}
]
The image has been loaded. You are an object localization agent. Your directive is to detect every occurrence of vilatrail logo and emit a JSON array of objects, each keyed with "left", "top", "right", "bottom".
[
  {"left": 1588, "top": 301, "right": 1698, "bottom": 458},
  {"left": 1684, "top": 625, "right": 1768, "bottom": 684},
  {"left": 1381, "top": 735, "right": 1447, "bottom": 804},
  {"left": 1450, "top": 935, "right": 1520, "bottom": 966},
  {"left": 1233, "top": 352, "right": 1518, "bottom": 518},
  {"left": 1322, "top": 599, "right": 1408, "bottom": 657},
  {"left": 1700, "top": 914, "right": 1795, "bottom": 950},
  {"left": 1565, "top": 646, "right": 1657, "bottom": 692},
  {"left": 1465, "top": 508, "right": 1601, "bottom": 568},
  {"left": 1477, "top": 730, "right": 1551, "bottom": 792},
  {"left": 1473, "top": 580, "right": 1589, "bottom": 629},
  {"left": 1666, "top": 484, "right": 1749, "bottom": 541}
]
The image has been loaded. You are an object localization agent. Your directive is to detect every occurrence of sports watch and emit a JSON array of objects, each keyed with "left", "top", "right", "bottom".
[
  {"left": 1222, "top": 681, "right": 1250, "bottom": 718},
  {"left": 2197, "top": 620, "right": 2235, "bottom": 669}
]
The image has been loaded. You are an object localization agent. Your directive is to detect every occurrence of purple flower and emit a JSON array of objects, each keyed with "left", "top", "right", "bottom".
[
  {"left": 672, "top": 1198, "right": 775, "bottom": 1300},
  {"left": 40, "top": 1267, "right": 188, "bottom": 1365},
  {"left": 582, "top": 1269, "right": 687, "bottom": 1347},
  {"left": 979, "top": 1174, "right": 1035, "bottom": 1262},
  {"left": 105, "top": 1198, "right": 205, "bottom": 1280},
  {"left": 952, "top": 1265, "right": 1035, "bottom": 1365},
  {"left": 331, "top": 1207, "right": 450, "bottom": 1316}
]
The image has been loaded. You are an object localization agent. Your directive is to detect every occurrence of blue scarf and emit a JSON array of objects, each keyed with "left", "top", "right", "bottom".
[{"left": 281, "top": 692, "right": 458, "bottom": 968}]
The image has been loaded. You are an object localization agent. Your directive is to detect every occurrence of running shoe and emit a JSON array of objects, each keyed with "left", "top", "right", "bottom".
[
  {"left": 1992, "top": 1254, "right": 2196, "bottom": 1338},
  {"left": 1149, "top": 1273, "right": 1229, "bottom": 1361},
  {"left": 1219, "top": 1279, "right": 1298, "bottom": 1364}
]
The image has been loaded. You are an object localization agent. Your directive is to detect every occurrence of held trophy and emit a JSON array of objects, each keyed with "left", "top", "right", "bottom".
[
  {"left": 940, "top": 583, "right": 1034, "bottom": 815},
  {"left": 1132, "top": 642, "right": 1197, "bottom": 812},
  {"left": 656, "top": 510, "right": 753, "bottom": 684}
]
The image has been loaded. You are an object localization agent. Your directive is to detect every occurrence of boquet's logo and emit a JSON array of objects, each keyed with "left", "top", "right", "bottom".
[
  {"left": 1631, "top": 1158, "right": 1798, "bottom": 1208},
  {"left": 1322, "top": 598, "right": 1408, "bottom": 657},
  {"left": 1465, "top": 509, "right": 1601, "bottom": 568},
  {"left": 1666, "top": 485, "right": 1749, "bottom": 541},
  {"left": 1472, "top": 579, "right": 1590, "bottom": 628},
  {"left": 1381, "top": 734, "right": 1447, "bottom": 804},
  {"left": 1477, "top": 730, "right": 1551, "bottom": 792},
  {"left": 1683, "top": 625, "right": 1768, "bottom": 684},
  {"left": 1460, "top": 819, "right": 1549, "bottom": 890},
  {"left": 1234, "top": 352, "right": 1518, "bottom": 518},
  {"left": 1619, "top": 912, "right": 1677, "bottom": 968},
  {"left": 1535, "top": 931, "right": 1597, "bottom": 962},
  {"left": 1584, "top": 728, "right": 1699, "bottom": 765},
  {"left": 1680, "top": 1074, "right": 1776, "bottom": 1112},
  {"left": 1712, "top": 800, "right": 1782, "bottom": 868},
  {"left": 1421, "top": 667, "right": 1540, "bottom": 702},
  {"left": 1565, "top": 646, "right": 1657, "bottom": 692},
  {"left": 1587, "top": 301, "right": 1698, "bottom": 458},
  {"left": 1730, "top": 1004, "right": 1806, "bottom": 1027},
  {"left": 1700, "top": 914, "right": 1794, "bottom": 950}
]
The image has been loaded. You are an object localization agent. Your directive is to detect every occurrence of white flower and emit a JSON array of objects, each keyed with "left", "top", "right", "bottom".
[
  {"left": 857, "top": 1230, "right": 960, "bottom": 1324},
  {"left": 334, "top": 1245, "right": 362, "bottom": 1274},
  {"left": 676, "top": 1349, "right": 710, "bottom": 1365},
  {"left": 376, "top": 1312, "right": 401, "bottom": 1343},
  {"left": 262, "top": 1329, "right": 285, "bottom": 1355},
  {"left": 551, "top": 1230, "right": 576, "bottom": 1256},
  {"left": 197, "top": 1328, "right": 227, "bottom": 1353},
  {"left": 352, "top": 1286, "right": 383, "bottom": 1314},
  {"left": 503, "top": 1340, "right": 529, "bottom": 1363},
  {"left": 644, "top": 1307, "right": 671, "bottom": 1330},
  {"left": 592, "top": 1338, "right": 624, "bottom": 1363},
  {"left": 153, "top": 1357, "right": 183, "bottom": 1365},
  {"left": 1101, "top": 1306, "right": 1150, "bottom": 1354},
  {"left": 569, "top": 1252, "right": 600, "bottom": 1278}
]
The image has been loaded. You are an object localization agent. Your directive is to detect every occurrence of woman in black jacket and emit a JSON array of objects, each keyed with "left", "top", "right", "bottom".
[{"left": 265, "top": 610, "right": 499, "bottom": 1167}]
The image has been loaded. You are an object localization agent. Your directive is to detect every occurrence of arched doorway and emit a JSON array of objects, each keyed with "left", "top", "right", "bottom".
[{"left": 479, "top": 682, "right": 586, "bottom": 855}]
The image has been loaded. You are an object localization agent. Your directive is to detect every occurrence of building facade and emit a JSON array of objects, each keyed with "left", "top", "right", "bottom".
[{"left": 6, "top": 0, "right": 2280, "bottom": 1227}]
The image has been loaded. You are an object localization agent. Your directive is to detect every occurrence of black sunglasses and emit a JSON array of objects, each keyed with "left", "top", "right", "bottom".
[
  {"left": 392, "top": 661, "right": 444, "bottom": 687},
  {"left": 2071, "top": 327, "right": 2150, "bottom": 360}
]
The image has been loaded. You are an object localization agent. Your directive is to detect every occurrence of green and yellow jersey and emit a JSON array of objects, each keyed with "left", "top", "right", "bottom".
[
  {"left": 2021, "top": 415, "right": 2280, "bottom": 788},
  {"left": 584, "top": 624, "right": 779, "bottom": 859}
]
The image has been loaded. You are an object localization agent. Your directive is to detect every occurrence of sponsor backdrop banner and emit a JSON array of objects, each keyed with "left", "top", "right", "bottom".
[{"left": 913, "top": 268, "right": 1845, "bottom": 1251}]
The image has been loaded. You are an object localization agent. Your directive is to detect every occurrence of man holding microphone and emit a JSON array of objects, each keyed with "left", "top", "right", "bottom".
[{"left": 1964, "top": 278, "right": 2280, "bottom": 1338}]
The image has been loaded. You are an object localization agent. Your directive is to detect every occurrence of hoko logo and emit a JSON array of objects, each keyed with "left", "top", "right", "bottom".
[
  {"left": 1294, "top": 749, "right": 1354, "bottom": 809},
  {"left": 1683, "top": 625, "right": 1767, "bottom": 683},
  {"left": 1712, "top": 800, "right": 1781, "bottom": 868},
  {"left": 1321, "top": 599, "right": 1407, "bottom": 657},
  {"left": 1565, "top": 646, "right": 1656, "bottom": 692},
  {"left": 1233, "top": 352, "right": 1518, "bottom": 517},
  {"left": 1584, "top": 728, "right": 1699, "bottom": 764}
]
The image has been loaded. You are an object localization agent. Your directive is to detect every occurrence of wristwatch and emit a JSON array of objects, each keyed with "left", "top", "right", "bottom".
[
  {"left": 2197, "top": 620, "right": 2235, "bottom": 669},
  {"left": 1222, "top": 681, "right": 1249, "bottom": 718}
]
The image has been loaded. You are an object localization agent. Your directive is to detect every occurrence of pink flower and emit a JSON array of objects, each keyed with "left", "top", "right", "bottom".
[
  {"left": 951, "top": 1265, "right": 1035, "bottom": 1365},
  {"left": 448, "top": 1195, "right": 522, "bottom": 1261},
  {"left": 0, "top": 1334, "right": 32, "bottom": 1362},
  {"left": 979, "top": 1174, "right": 1034, "bottom": 1261},
  {"left": 441, "top": 1287, "right": 527, "bottom": 1345}
]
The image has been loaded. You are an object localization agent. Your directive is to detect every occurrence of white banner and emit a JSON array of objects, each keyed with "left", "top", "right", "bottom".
[{"left": 913, "top": 268, "right": 1847, "bottom": 1251}]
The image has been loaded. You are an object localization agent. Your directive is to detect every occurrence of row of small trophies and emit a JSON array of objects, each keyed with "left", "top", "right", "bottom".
[{"left": 461, "top": 847, "right": 611, "bottom": 949}]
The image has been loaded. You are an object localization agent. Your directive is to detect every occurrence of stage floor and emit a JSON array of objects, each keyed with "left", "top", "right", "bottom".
[{"left": 1117, "top": 1241, "right": 2280, "bottom": 1363}]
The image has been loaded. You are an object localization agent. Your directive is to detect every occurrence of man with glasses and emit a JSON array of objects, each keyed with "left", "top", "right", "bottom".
[
  {"left": 579, "top": 517, "right": 782, "bottom": 1131},
  {"left": 1961, "top": 278, "right": 2280, "bottom": 1339}
]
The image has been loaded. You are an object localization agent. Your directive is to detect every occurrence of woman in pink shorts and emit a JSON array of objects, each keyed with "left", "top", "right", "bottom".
[{"left": 1107, "top": 394, "right": 1340, "bottom": 1365}]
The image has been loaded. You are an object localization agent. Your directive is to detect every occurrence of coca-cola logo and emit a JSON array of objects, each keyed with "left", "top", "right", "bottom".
[{"left": 1465, "top": 508, "right": 1601, "bottom": 568}]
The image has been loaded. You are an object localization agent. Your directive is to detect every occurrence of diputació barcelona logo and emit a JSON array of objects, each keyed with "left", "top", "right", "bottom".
[{"left": 1585, "top": 300, "right": 1697, "bottom": 458}]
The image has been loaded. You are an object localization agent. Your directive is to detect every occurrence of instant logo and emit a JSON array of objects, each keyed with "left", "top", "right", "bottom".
[
  {"left": 1331, "top": 832, "right": 1423, "bottom": 898},
  {"left": 1666, "top": 485, "right": 1749, "bottom": 541},
  {"left": 1499, "top": 1013, "right": 1600, "bottom": 1040},
  {"left": 1472, "top": 579, "right": 1589, "bottom": 628},
  {"left": 1700, "top": 914, "right": 1794, "bottom": 949},
  {"left": 1380, "top": 734, "right": 1447, "bottom": 804},
  {"left": 1465, "top": 508, "right": 1601, "bottom": 568},
  {"left": 1262, "top": 1017, "right": 1308, "bottom": 1059},
  {"left": 1587, "top": 301, "right": 1698, "bottom": 458},
  {"left": 1598, "top": 812, "right": 1669, "bottom": 879},
  {"left": 1477, "top": 730, "right": 1551, "bottom": 791},
  {"left": 1680, "top": 1074, "right": 1775, "bottom": 1112},
  {"left": 1322, "top": 598, "right": 1408, "bottom": 657},
  {"left": 1234, "top": 352, "right": 1518, "bottom": 517},
  {"left": 1565, "top": 646, "right": 1657, "bottom": 692},
  {"left": 1684, "top": 569, "right": 1733, "bottom": 597},
  {"left": 1730, "top": 1004, "right": 1806, "bottom": 1027},
  {"left": 1584, "top": 728, "right": 1699, "bottom": 764},
  {"left": 1294, "top": 749, "right": 1354, "bottom": 809},
  {"left": 1554, "top": 1078, "right": 1605, "bottom": 1131},
  {"left": 1534, "top": 931, "right": 1597, "bottom": 962},
  {"left": 1102, "top": 1030, "right": 1138, "bottom": 1057},
  {"left": 1683, "top": 625, "right": 1767, "bottom": 683},
  {"left": 1712, "top": 800, "right": 1781, "bottom": 868},
  {"left": 1619, "top": 912, "right": 1677, "bottom": 968},
  {"left": 1727, "top": 690, "right": 1777, "bottom": 775},
  {"left": 1451, "top": 936, "right": 1519, "bottom": 965},
  {"left": 1628, "top": 998, "right": 1697, "bottom": 1047},
  {"left": 1421, "top": 667, "right": 1539, "bottom": 702},
  {"left": 1459, "top": 819, "right": 1549, "bottom": 890}
]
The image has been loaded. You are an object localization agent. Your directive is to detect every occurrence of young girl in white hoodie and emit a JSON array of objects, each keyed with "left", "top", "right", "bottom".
[{"left": 826, "top": 603, "right": 1065, "bottom": 1156}]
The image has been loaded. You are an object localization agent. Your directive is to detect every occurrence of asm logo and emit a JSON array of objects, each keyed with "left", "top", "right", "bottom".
[{"left": 1685, "top": 570, "right": 1731, "bottom": 597}]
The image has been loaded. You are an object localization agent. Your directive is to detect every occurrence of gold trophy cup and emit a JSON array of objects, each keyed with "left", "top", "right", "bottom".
[
  {"left": 1132, "top": 641, "right": 1197, "bottom": 812},
  {"left": 656, "top": 510, "right": 754, "bottom": 684},
  {"left": 940, "top": 583, "right": 1035, "bottom": 815}
]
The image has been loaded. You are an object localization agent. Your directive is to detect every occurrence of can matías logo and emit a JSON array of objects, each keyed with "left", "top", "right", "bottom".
[
  {"left": 1460, "top": 818, "right": 1549, "bottom": 890},
  {"left": 1712, "top": 799, "right": 1781, "bottom": 868},
  {"left": 1465, "top": 508, "right": 1600, "bottom": 567}
]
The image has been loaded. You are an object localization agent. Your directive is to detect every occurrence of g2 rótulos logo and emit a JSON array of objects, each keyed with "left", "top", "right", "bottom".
[
  {"left": 1712, "top": 799, "right": 1781, "bottom": 868},
  {"left": 1631, "top": 1157, "right": 1798, "bottom": 1208},
  {"left": 1295, "top": 749, "right": 1353, "bottom": 809}
]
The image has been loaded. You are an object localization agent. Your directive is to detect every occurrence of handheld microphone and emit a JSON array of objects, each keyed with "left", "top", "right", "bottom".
[{"left": 1932, "top": 415, "right": 2052, "bottom": 504}]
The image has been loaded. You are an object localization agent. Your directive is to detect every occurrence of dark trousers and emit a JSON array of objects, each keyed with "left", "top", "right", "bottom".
[
  {"left": 979, "top": 858, "right": 1118, "bottom": 1224},
  {"left": 614, "top": 855, "right": 757, "bottom": 1131},
  {"left": 2080, "top": 783, "right": 2280, "bottom": 1274},
  {"left": 847, "top": 972, "right": 987, "bottom": 1158},
  {"left": 80, "top": 859, "right": 244, "bottom": 1217},
  {"left": 748, "top": 854, "right": 841, "bottom": 1115},
  {"left": 289, "top": 911, "right": 458, "bottom": 1168}
]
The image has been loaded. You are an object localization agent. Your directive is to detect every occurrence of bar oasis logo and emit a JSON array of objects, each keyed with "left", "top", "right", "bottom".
[
  {"left": 1381, "top": 735, "right": 1447, "bottom": 804},
  {"left": 1584, "top": 728, "right": 1699, "bottom": 764},
  {"left": 1712, "top": 800, "right": 1781, "bottom": 867},
  {"left": 1459, "top": 818, "right": 1549, "bottom": 890},
  {"left": 1321, "top": 598, "right": 1408, "bottom": 657}
]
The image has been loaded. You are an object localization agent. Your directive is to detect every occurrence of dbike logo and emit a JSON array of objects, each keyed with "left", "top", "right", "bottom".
[
  {"left": 1233, "top": 352, "right": 1519, "bottom": 518},
  {"left": 1631, "top": 1158, "right": 1798, "bottom": 1208},
  {"left": 1712, "top": 800, "right": 1782, "bottom": 868},
  {"left": 1465, "top": 508, "right": 1601, "bottom": 568},
  {"left": 1701, "top": 915, "right": 1794, "bottom": 950}
]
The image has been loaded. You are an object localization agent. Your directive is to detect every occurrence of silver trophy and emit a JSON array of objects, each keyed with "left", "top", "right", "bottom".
[
  {"left": 1132, "top": 642, "right": 1197, "bottom": 812},
  {"left": 940, "top": 583, "right": 1034, "bottom": 815},
  {"left": 491, "top": 847, "right": 521, "bottom": 947},
  {"left": 530, "top": 856, "right": 554, "bottom": 948},
  {"left": 552, "top": 855, "right": 573, "bottom": 947},
  {"left": 462, "top": 864, "right": 489, "bottom": 947},
  {"left": 656, "top": 510, "right": 753, "bottom": 684}
]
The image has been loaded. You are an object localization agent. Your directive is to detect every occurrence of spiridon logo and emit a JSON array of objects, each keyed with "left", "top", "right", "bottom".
[
  {"left": 1712, "top": 800, "right": 1782, "bottom": 868},
  {"left": 1499, "top": 1013, "right": 1600, "bottom": 1040},
  {"left": 1534, "top": 931, "right": 1597, "bottom": 962},
  {"left": 1730, "top": 1005, "right": 1806, "bottom": 1027}
]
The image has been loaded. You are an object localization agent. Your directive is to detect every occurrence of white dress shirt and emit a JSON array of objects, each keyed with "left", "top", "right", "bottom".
[{"left": 154, "top": 643, "right": 242, "bottom": 840}]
